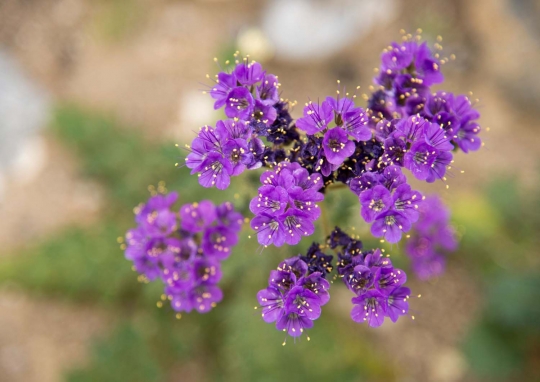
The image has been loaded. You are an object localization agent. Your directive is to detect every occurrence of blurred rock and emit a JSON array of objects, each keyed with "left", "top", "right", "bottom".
[
  {"left": 262, "top": 0, "right": 398, "bottom": 61},
  {"left": 0, "top": 50, "right": 50, "bottom": 198}
]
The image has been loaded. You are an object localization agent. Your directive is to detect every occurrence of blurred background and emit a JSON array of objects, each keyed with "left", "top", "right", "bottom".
[{"left": 0, "top": 0, "right": 539, "bottom": 381}]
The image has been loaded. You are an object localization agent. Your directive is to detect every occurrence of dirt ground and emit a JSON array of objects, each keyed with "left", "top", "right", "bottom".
[{"left": 0, "top": 0, "right": 539, "bottom": 381}]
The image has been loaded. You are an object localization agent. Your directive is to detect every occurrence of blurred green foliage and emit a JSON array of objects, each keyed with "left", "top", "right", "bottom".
[{"left": 455, "top": 178, "right": 540, "bottom": 380}]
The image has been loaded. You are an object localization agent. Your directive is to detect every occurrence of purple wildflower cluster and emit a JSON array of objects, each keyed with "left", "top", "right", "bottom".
[
  {"left": 186, "top": 58, "right": 301, "bottom": 189},
  {"left": 124, "top": 192, "right": 243, "bottom": 313},
  {"left": 257, "top": 245, "right": 332, "bottom": 339},
  {"left": 353, "top": 165, "right": 423, "bottom": 243},
  {"left": 117, "top": 34, "right": 485, "bottom": 340},
  {"left": 405, "top": 195, "right": 458, "bottom": 280},
  {"left": 257, "top": 227, "right": 412, "bottom": 338},
  {"left": 186, "top": 38, "right": 481, "bottom": 250},
  {"left": 250, "top": 162, "right": 324, "bottom": 247},
  {"left": 330, "top": 228, "right": 410, "bottom": 327}
]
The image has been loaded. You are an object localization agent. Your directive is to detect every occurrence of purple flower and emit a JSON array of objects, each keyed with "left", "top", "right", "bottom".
[
  {"left": 256, "top": 74, "right": 280, "bottom": 106},
  {"left": 374, "top": 267, "right": 407, "bottom": 295},
  {"left": 185, "top": 126, "right": 225, "bottom": 174},
  {"left": 359, "top": 185, "right": 393, "bottom": 223},
  {"left": 251, "top": 213, "right": 286, "bottom": 247},
  {"left": 268, "top": 269, "right": 297, "bottom": 294},
  {"left": 370, "top": 210, "right": 411, "bottom": 243},
  {"left": 252, "top": 100, "right": 277, "bottom": 125},
  {"left": 233, "top": 61, "right": 264, "bottom": 86},
  {"left": 249, "top": 185, "right": 289, "bottom": 216},
  {"left": 296, "top": 100, "right": 333, "bottom": 135},
  {"left": 374, "top": 119, "right": 397, "bottom": 142},
  {"left": 225, "top": 87, "right": 254, "bottom": 120},
  {"left": 190, "top": 285, "right": 224, "bottom": 313},
  {"left": 288, "top": 187, "right": 323, "bottom": 220},
  {"left": 454, "top": 121, "right": 482, "bottom": 153},
  {"left": 322, "top": 127, "right": 355, "bottom": 165},
  {"left": 215, "top": 119, "right": 251, "bottom": 141},
  {"left": 349, "top": 172, "right": 381, "bottom": 195},
  {"left": 276, "top": 312, "right": 314, "bottom": 337},
  {"left": 198, "top": 152, "right": 233, "bottom": 189},
  {"left": 351, "top": 290, "right": 388, "bottom": 327},
  {"left": 403, "top": 141, "right": 439, "bottom": 181},
  {"left": 135, "top": 192, "right": 178, "bottom": 238},
  {"left": 380, "top": 165, "right": 407, "bottom": 191},
  {"left": 250, "top": 162, "right": 323, "bottom": 247},
  {"left": 210, "top": 71, "right": 236, "bottom": 109},
  {"left": 395, "top": 115, "right": 429, "bottom": 143},
  {"left": 282, "top": 209, "right": 315, "bottom": 246},
  {"left": 382, "top": 135, "right": 407, "bottom": 166},
  {"left": 299, "top": 272, "right": 330, "bottom": 305},
  {"left": 192, "top": 257, "right": 222, "bottom": 285},
  {"left": 202, "top": 225, "right": 238, "bottom": 259},
  {"left": 180, "top": 200, "right": 217, "bottom": 233},
  {"left": 285, "top": 286, "right": 322, "bottom": 320},
  {"left": 424, "top": 121, "right": 453, "bottom": 151},
  {"left": 246, "top": 138, "right": 265, "bottom": 170},
  {"left": 169, "top": 290, "right": 193, "bottom": 313},
  {"left": 405, "top": 195, "right": 457, "bottom": 280},
  {"left": 223, "top": 139, "right": 251, "bottom": 176},
  {"left": 414, "top": 42, "right": 444, "bottom": 86},
  {"left": 392, "top": 184, "right": 422, "bottom": 223},
  {"left": 425, "top": 150, "right": 452, "bottom": 183},
  {"left": 279, "top": 257, "right": 308, "bottom": 279},
  {"left": 386, "top": 286, "right": 410, "bottom": 323},
  {"left": 257, "top": 287, "right": 285, "bottom": 323},
  {"left": 380, "top": 42, "right": 414, "bottom": 72},
  {"left": 216, "top": 202, "right": 244, "bottom": 233},
  {"left": 325, "top": 96, "right": 371, "bottom": 141},
  {"left": 345, "top": 265, "right": 375, "bottom": 295},
  {"left": 163, "top": 260, "right": 195, "bottom": 293}
]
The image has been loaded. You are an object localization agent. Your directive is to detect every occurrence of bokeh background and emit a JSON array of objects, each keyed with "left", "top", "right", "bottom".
[{"left": 0, "top": 0, "right": 539, "bottom": 381}]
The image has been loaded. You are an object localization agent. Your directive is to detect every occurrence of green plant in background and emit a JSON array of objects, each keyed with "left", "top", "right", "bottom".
[{"left": 455, "top": 178, "right": 540, "bottom": 380}]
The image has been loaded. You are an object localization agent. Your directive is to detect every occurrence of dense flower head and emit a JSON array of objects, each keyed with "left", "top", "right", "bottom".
[
  {"left": 405, "top": 195, "right": 457, "bottom": 280},
  {"left": 250, "top": 161, "right": 323, "bottom": 247},
  {"left": 372, "top": 39, "right": 443, "bottom": 118},
  {"left": 170, "top": 36, "right": 484, "bottom": 340},
  {"left": 295, "top": 96, "right": 371, "bottom": 167},
  {"left": 330, "top": 229, "right": 410, "bottom": 327},
  {"left": 124, "top": 192, "right": 243, "bottom": 314},
  {"left": 257, "top": 251, "right": 332, "bottom": 339},
  {"left": 350, "top": 166, "right": 423, "bottom": 243}
]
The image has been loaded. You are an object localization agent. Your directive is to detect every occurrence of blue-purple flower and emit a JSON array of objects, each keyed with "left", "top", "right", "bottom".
[
  {"left": 257, "top": 253, "right": 331, "bottom": 338},
  {"left": 124, "top": 193, "right": 243, "bottom": 314}
]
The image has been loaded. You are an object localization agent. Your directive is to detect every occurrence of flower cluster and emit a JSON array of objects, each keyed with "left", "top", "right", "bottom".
[
  {"left": 351, "top": 165, "right": 423, "bottom": 243},
  {"left": 250, "top": 162, "right": 324, "bottom": 246},
  {"left": 405, "top": 195, "right": 458, "bottom": 280},
  {"left": 185, "top": 120, "right": 261, "bottom": 190},
  {"left": 124, "top": 192, "right": 243, "bottom": 313},
  {"left": 186, "top": 57, "right": 303, "bottom": 190},
  {"left": 139, "top": 34, "right": 486, "bottom": 340},
  {"left": 257, "top": 244, "right": 332, "bottom": 338},
  {"left": 294, "top": 96, "right": 371, "bottom": 172},
  {"left": 372, "top": 40, "right": 443, "bottom": 118},
  {"left": 331, "top": 228, "right": 410, "bottom": 327}
]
